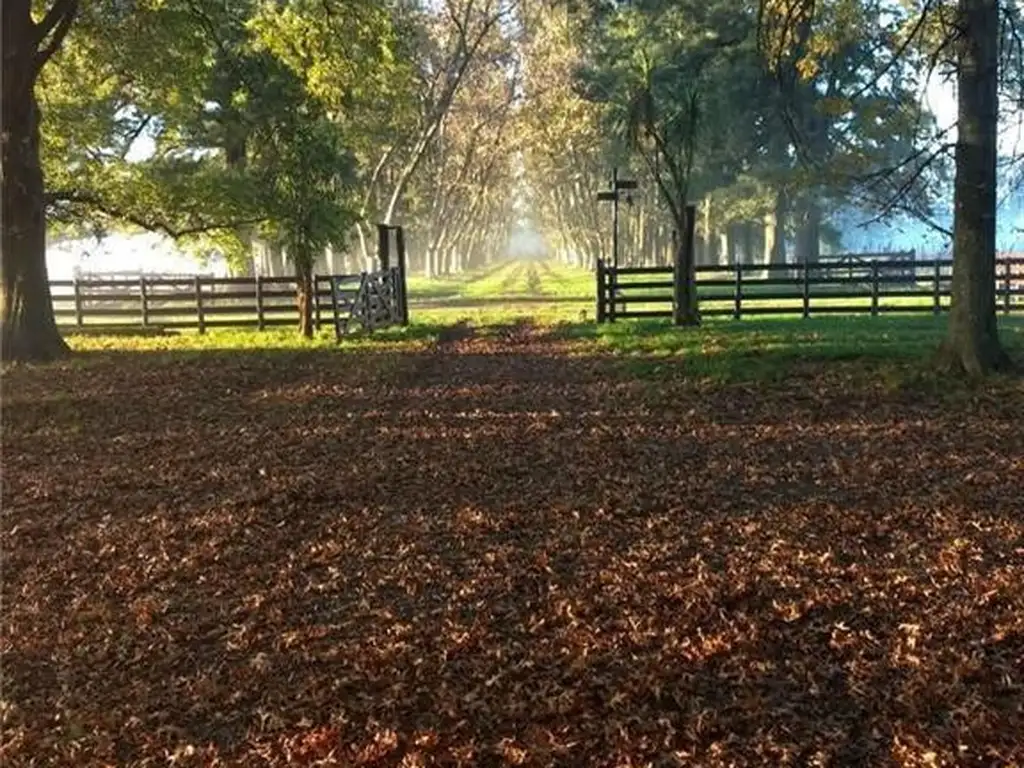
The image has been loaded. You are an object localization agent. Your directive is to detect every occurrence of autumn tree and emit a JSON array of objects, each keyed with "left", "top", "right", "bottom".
[
  {"left": 21, "top": 0, "right": 393, "bottom": 340},
  {"left": 2, "top": 0, "right": 78, "bottom": 361},
  {"left": 519, "top": 2, "right": 615, "bottom": 269},
  {"left": 758, "top": 0, "right": 1013, "bottom": 374}
]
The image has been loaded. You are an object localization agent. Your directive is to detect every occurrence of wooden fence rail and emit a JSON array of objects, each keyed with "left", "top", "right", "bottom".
[
  {"left": 596, "top": 258, "right": 1024, "bottom": 322},
  {"left": 50, "top": 271, "right": 408, "bottom": 336}
]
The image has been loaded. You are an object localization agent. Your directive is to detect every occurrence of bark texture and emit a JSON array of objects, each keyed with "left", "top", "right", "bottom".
[
  {"left": 672, "top": 206, "right": 700, "bottom": 326},
  {"left": 294, "top": 258, "right": 315, "bottom": 339},
  {"left": 939, "top": 0, "right": 1011, "bottom": 374},
  {"left": 1, "top": 0, "right": 74, "bottom": 362}
]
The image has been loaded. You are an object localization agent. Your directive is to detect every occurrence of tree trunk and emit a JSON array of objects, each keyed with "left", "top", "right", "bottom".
[
  {"left": 673, "top": 205, "right": 700, "bottom": 326},
  {"left": 769, "top": 187, "right": 788, "bottom": 267},
  {"left": 1, "top": 3, "right": 70, "bottom": 362},
  {"left": 295, "top": 257, "right": 314, "bottom": 339},
  {"left": 739, "top": 222, "right": 750, "bottom": 264},
  {"left": 939, "top": 0, "right": 1009, "bottom": 374},
  {"left": 795, "top": 197, "right": 821, "bottom": 265}
]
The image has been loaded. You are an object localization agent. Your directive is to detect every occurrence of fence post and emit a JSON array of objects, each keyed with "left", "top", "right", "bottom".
[
  {"left": 195, "top": 276, "right": 205, "bottom": 334},
  {"left": 733, "top": 262, "right": 742, "bottom": 320},
  {"left": 609, "top": 262, "right": 618, "bottom": 323},
  {"left": 871, "top": 261, "right": 879, "bottom": 317},
  {"left": 377, "top": 224, "right": 391, "bottom": 271},
  {"left": 802, "top": 261, "right": 810, "bottom": 319},
  {"left": 933, "top": 261, "right": 941, "bottom": 315},
  {"left": 140, "top": 277, "right": 149, "bottom": 326},
  {"left": 395, "top": 226, "right": 409, "bottom": 326},
  {"left": 73, "top": 279, "right": 84, "bottom": 326},
  {"left": 256, "top": 274, "right": 265, "bottom": 330},
  {"left": 361, "top": 272, "right": 372, "bottom": 331},
  {"left": 313, "top": 273, "right": 322, "bottom": 331},
  {"left": 329, "top": 276, "right": 342, "bottom": 341},
  {"left": 595, "top": 259, "right": 606, "bottom": 323},
  {"left": 1004, "top": 260, "right": 1012, "bottom": 314}
]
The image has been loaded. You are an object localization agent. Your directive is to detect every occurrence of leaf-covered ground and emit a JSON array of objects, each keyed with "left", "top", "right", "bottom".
[{"left": 3, "top": 322, "right": 1024, "bottom": 766}]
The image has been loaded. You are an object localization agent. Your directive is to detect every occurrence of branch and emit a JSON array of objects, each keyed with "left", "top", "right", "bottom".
[
  {"left": 843, "top": 0, "right": 938, "bottom": 106},
  {"left": 33, "top": 0, "right": 78, "bottom": 73},
  {"left": 46, "top": 190, "right": 266, "bottom": 240}
]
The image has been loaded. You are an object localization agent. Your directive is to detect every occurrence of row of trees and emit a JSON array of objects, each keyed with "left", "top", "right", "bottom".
[
  {"left": 3, "top": 0, "right": 525, "bottom": 356},
  {"left": 521, "top": 0, "right": 1016, "bottom": 371},
  {"left": 0, "top": 0, "right": 1018, "bottom": 371}
]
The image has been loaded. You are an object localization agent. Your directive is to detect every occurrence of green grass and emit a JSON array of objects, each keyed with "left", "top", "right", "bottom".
[
  {"left": 552, "top": 314, "right": 1024, "bottom": 384},
  {"left": 406, "top": 261, "right": 594, "bottom": 302},
  {"left": 58, "top": 308, "right": 1024, "bottom": 390},
  {"left": 49, "top": 259, "right": 1023, "bottom": 386}
]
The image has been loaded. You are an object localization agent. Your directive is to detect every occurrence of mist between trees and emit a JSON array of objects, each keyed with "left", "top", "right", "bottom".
[{"left": 1, "top": 0, "right": 1021, "bottom": 370}]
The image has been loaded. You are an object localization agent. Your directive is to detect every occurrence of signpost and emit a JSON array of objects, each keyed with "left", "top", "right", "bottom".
[
  {"left": 597, "top": 167, "right": 637, "bottom": 321},
  {"left": 596, "top": 166, "right": 637, "bottom": 270}
]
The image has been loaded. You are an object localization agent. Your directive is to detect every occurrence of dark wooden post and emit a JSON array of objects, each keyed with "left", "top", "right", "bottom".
[
  {"left": 255, "top": 274, "right": 265, "bottom": 330},
  {"left": 802, "top": 260, "right": 810, "bottom": 319},
  {"left": 329, "top": 276, "right": 342, "bottom": 341},
  {"left": 377, "top": 224, "right": 391, "bottom": 271},
  {"left": 313, "top": 273, "right": 322, "bottom": 331},
  {"left": 733, "top": 262, "right": 742, "bottom": 320},
  {"left": 390, "top": 267, "right": 402, "bottom": 322},
  {"left": 395, "top": 225, "right": 409, "bottom": 325},
  {"left": 1004, "top": 259, "right": 1012, "bottom": 314},
  {"left": 933, "top": 261, "right": 942, "bottom": 315},
  {"left": 140, "top": 277, "right": 149, "bottom": 326},
  {"left": 195, "top": 276, "right": 205, "bottom": 334},
  {"left": 73, "top": 279, "right": 83, "bottom": 326},
  {"left": 871, "top": 261, "right": 879, "bottom": 316},
  {"left": 609, "top": 261, "right": 618, "bottom": 323},
  {"left": 361, "top": 272, "right": 372, "bottom": 331},
  {"left": 596, "top": 258, "right": 606, "bottom": 323}
]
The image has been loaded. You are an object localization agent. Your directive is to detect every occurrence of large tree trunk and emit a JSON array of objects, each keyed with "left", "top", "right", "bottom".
[
  {"left": 1, "top": 1, "right": 71, "bottom": 362},
  {"left": 794, "top": 196, "right": 821, "bottom": 265},
  {"left": 940, "top": 0, "right": 1009, "bottom": 374},
  {"left": 295, "top": 257, "right": 315, "bottom": 339},
  {"left": 672, "top": 205, "right": 700, "bottom": 326},
  {"left": 769, "top": 187, "right": 788, "bottom": 267}
]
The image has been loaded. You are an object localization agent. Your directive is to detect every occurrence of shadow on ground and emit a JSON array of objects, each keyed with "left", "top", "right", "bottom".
[{"left": 2, "top": 330, "right": 1023, "bottom": 766}]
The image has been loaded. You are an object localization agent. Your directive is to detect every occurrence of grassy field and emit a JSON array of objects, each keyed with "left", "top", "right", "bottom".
[
  {"left": 4, "top": 294, "right": 1024, "bottom": 766},
  {"left": 52, "top": 259, "right": 1022, "bottom": 331},
  {"left": 403, "top": 259, "right": 1021, "bottom": 319}
]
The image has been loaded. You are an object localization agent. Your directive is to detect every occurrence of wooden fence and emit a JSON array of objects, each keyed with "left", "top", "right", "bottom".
[
  {"left": 596, "top": 257, "right": 1024, "bottom": 322},
  {"left": 50, "top": 269, "right": 408, "bottom": 337}
]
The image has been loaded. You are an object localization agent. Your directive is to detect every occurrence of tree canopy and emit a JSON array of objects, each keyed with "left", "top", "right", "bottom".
[{"left": 2, "top": 0, "right": 1021, "bottom": 368}]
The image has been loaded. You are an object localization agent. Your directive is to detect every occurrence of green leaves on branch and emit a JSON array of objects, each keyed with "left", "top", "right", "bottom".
[{"left": 39, "top": 0, "right": 399, "bottom": 272}]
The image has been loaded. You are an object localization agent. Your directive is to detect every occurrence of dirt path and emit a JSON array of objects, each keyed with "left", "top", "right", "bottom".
[{"left": 2, "top": 340, "right": 1023, "bottom": 766}]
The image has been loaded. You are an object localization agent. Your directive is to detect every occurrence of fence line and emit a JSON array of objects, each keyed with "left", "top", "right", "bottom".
[
  {"left": 50, "top": 271, "right": 408, "bottom": 335},
  {"left": 596, "top": 257, "right": 1024, "bottom": 322}
]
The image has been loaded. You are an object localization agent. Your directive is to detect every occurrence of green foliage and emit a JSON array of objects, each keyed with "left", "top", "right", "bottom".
[{"left": 39, "top": 0, "right": 395, "bottom": 274}]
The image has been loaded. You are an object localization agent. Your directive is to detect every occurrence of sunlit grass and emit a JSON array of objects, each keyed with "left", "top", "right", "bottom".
[
  {"left": 554, "top": 314, "right": 1024, "bottom": 384},
  {"left": 59, "top": 310, "right": 1024, "bottom": 389}
]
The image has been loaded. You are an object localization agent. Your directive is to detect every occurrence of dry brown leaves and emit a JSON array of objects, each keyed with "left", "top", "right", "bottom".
[{"left": 2, "top": 326, "right": 1023, "bottom": 767}]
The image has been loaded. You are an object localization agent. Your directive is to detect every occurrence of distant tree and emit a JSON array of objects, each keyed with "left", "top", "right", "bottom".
[{"left": 577, "top": 0, "right": 753, "bottom": 324}]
